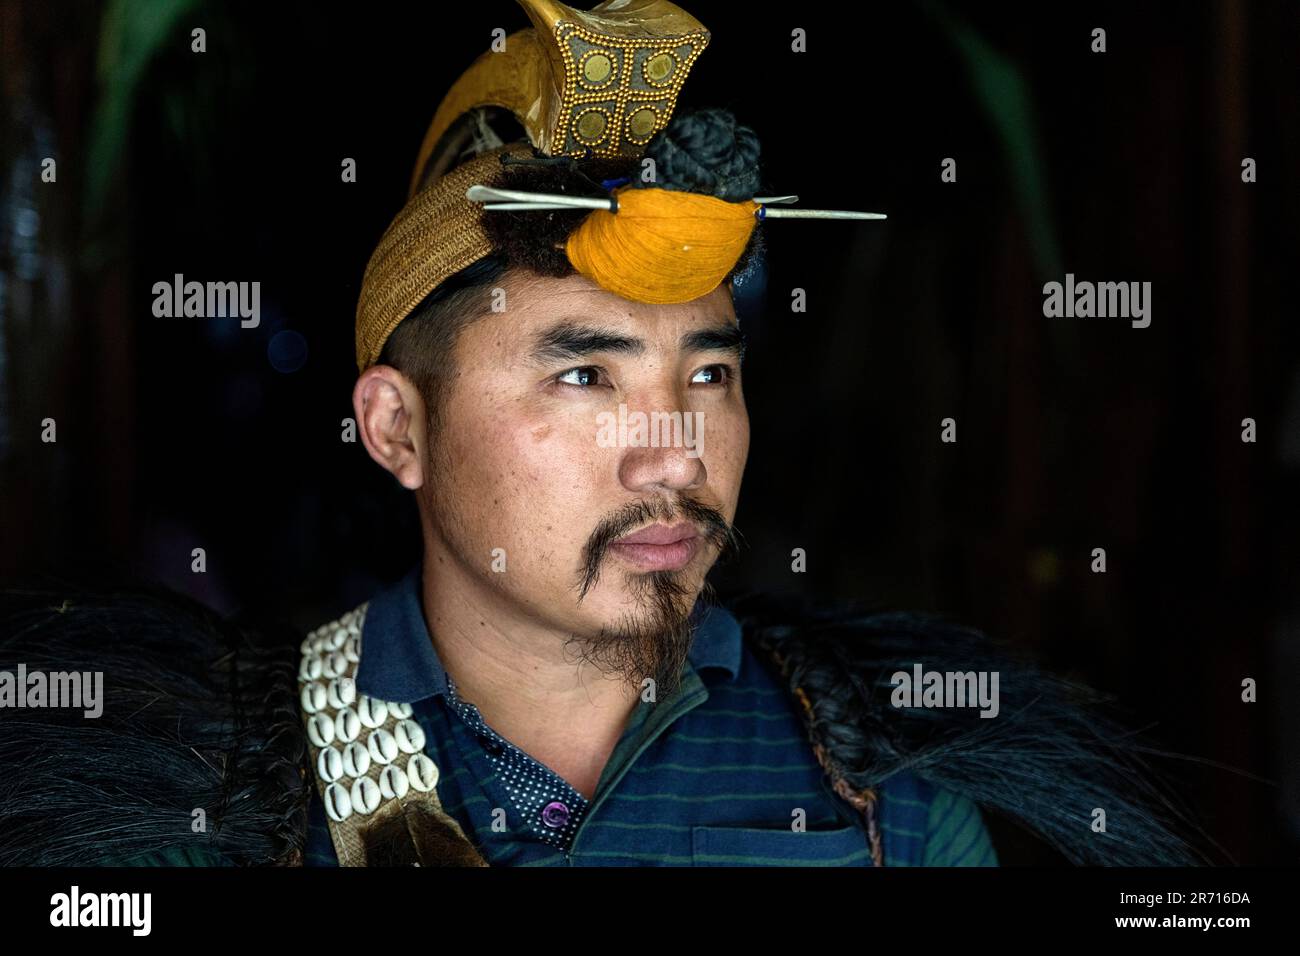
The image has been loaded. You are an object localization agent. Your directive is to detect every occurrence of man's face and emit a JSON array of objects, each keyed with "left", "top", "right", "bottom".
[{"left": 423, "top": 269, "right": 749, "bottom": 691}]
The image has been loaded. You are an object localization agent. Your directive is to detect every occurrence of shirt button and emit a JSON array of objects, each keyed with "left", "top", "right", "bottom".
[{"left": 541, "top": 801, "right": 570, "bottom": 829}]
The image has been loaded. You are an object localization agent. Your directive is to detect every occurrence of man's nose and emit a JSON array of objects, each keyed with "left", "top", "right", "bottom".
[
  {"left": 615, "top": 393, "right": 706, "bottom": 495},
  {"left": 618, "top": 439, "right": 707, "bottom": 494}
]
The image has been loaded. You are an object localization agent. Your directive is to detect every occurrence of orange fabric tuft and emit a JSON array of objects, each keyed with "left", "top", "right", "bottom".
[{"left": 565, "top": 186, "right": 758, "bottom": 304}]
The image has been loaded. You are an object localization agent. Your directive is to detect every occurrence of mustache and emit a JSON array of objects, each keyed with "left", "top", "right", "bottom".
[{"left": 577, "top": 496, "right": 739, "bottom": 601}]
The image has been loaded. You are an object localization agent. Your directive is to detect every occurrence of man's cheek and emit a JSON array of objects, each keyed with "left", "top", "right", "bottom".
[
  {"left": 495, "top": 428, "right": 592, "bottom": 555},
  {"left": 515, "top": 411, "right": 606, "bottom": 483},
  {"left": 708, "top": 420, "right": 748, "bottom": 498}
]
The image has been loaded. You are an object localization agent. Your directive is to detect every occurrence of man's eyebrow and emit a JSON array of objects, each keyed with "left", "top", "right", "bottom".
[
  {"left": 531, "top": 322, "right": 646, "bottom": 362},
  {"left": 681, "top": 324, "right": 746, "bottom": 359}
]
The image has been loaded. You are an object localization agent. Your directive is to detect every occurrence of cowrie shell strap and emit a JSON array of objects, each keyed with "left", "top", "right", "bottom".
[{"left": 299, "top": 602, "right": 487, "bottom": 866}]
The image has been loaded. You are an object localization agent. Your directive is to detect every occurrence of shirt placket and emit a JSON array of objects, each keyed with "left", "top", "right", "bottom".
[{"left": 443, "top": 675, "right": 591, "bottom": 853}]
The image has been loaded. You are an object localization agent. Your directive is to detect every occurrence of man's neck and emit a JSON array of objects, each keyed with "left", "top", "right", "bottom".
[{"left": 418, "top": 546, "right": 641, "bottom": 800}]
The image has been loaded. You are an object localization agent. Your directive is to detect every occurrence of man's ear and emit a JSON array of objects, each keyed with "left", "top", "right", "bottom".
[{"left": 352, "top": 365, "right": 429, "bottom": 490}]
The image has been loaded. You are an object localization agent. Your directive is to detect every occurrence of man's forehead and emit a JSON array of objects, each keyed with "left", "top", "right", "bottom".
[{"left": 503, "top": 271, "right": 738, "bottom": 336}]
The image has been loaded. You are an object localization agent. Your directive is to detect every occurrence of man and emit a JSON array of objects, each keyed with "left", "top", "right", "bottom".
[
  {"left": 296, "top": 0, "right": 996, "bottom": 868},
  {"left": 0, "top": 0, "right": 1206, "bottom": 869},
  {"left": 304, "top": 211, "right": 997, "bottom": 866},
  {"left": 295, "top": 0, "right": 1203, "bottom": 867}
]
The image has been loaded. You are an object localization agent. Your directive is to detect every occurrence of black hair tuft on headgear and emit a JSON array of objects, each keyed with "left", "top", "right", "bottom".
[{"left": 640, "top": 106, "right": 762, "bottom": 201}]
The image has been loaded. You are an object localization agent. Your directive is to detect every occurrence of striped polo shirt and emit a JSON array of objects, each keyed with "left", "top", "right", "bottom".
[{"left": 305, "top": 567, "right": 998, "bottom": 867}]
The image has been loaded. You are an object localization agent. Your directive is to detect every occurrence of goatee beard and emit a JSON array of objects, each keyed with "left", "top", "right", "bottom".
[{"left": 565, "top": 569, "right": 706, "bottom": 700}]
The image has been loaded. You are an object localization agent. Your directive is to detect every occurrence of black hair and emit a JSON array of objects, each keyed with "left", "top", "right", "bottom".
[
  {"left": 733, "top": 591, "right": 1226, "bottom": 866},
  {"left": 0, "top": 584, "right": 309, "bottom": 866}
]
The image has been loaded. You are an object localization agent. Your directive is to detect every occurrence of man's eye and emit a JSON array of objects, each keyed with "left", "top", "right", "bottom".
[
  {"left": 556, "top": 366, "right": 605, "bottom": 387},
  {"left": 690, "top": 364, "right": 730, "bottom": 385}
]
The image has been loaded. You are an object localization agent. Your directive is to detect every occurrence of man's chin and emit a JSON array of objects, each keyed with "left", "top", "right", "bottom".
[{"left": 564, "top": 570, "right": 701, "bottom": 698}]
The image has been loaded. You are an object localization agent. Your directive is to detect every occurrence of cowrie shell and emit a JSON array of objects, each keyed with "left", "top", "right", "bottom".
[
  {"left": 322, "top": 651, "right": 349, "bottom": 679},
  {"left": 335, "top": 707, "right": 361, "bottom": 744},
  {"left": 327, "top": 677, "right": 356, "bottom": 710},
  {"left": 357, "top": 696, "right": 388, "bottom": 729},
  {"left": 408, "top": 753, "right": 439, "bottom": 792},
  {"left": 317, "top": 746, "right": 344, "bottom": 783},
  {"left": 394, "top": 719, "right": 425, "bottom": 754},
  {"left": 379, "top": 765, "right": 409, "bottom": 800},
  {"left": 301, "top": 682, "right": 327, "bottom": 714},
  {"left": 368, "top": 728, "right": 398, "bottom": 765},
  {"left": 350, "top": 776, "right": 381, "bottom": 815},
  {"left": 342, "top": 741, "right": 370, "bottom": 778},
  {"left": 299, "top": 655, "right": 323, "bottom": 682},
  {"left": 308, "top": 712, "right": 335, "bottom": 747},
  {"left": 324, "top": 782, "right": 352, "bottom": 822}
]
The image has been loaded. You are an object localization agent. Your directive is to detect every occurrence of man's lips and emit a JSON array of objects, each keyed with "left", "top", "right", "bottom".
[
  {"left": 616, "top": 522, "right": 698, "bottom": 546},
  {"left": 609, "top": 522, "right": 700, "bottom": 571}
]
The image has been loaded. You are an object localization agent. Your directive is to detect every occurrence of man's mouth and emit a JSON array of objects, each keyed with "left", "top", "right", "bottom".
[{"left": 608, "top": 522, "right": 700, "bottom": 572}]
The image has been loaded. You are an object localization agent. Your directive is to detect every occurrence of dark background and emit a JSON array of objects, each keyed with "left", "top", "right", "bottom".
[{"left": 2, "top": 0, "right": 1296, "bottom": 865}]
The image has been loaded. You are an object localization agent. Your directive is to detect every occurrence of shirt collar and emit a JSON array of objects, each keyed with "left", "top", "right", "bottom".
[{"left": 354, "top": 565, "right": 743, "bottom": 704}]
